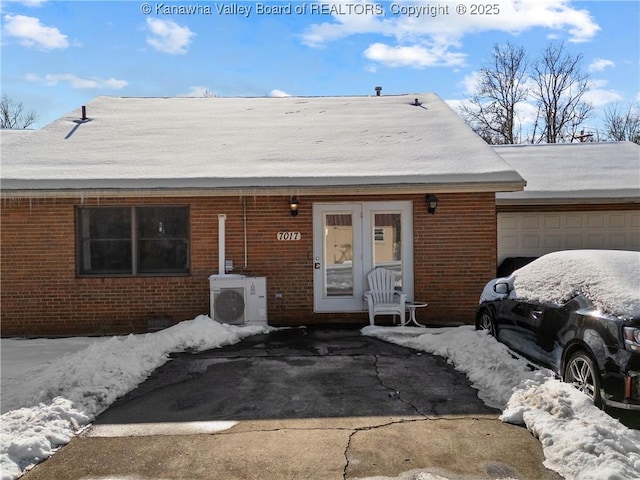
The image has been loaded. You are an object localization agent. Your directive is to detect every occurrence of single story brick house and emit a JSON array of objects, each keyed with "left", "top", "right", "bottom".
[
  {"left": 1, "top": 93, "right": 527, "bottom": 336},
  {"left": 493, "top": 142, "right": 640, "bottom": 269}
]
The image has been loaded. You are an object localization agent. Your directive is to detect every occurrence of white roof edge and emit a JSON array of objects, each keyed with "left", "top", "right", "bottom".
[
  {"left": 497, "top": 189, "right": 640, "bottom": 202},
  {"left": 0, "top": 180, "right": 526, "bottom": 199},
  {"left": 497, "top": 197, "right": 640, "bottom": 206}
]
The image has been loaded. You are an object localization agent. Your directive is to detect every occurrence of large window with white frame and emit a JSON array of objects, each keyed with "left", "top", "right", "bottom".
[{"left": 77, "top": 206, "right": 189, "bottom": 276}]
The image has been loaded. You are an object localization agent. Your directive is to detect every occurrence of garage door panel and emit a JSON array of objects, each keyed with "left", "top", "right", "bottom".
[
  {"left": 522, "top": 235, "right": 540, "bottom": 249},
  {"left": 544, "top": 235, "right": 561, "bottom": 249},
  {"left": 587, "top": 214, "right": 605, "bottom": 228},
  {"left": 498, "top": 210, "right": 640, "bottom": 263},
  {"left": 586, "top": 234, "right": 605, "bottom": 248},
  {"left": 565, "top": 215, "right": 582, "bottom": 228},
  {"left": 609, "top": 233, "right": 627, "bottom": 248},
  {"left": 565, "top": 234, "right": 582, "bottom": 249},
  {"left": 544, "top": 216, "right": 561, "bottom": 228},
  {"left": 499, "top": 216, "right": 519, "bottom": 230},
  {"left": 609, "top": 214, "right": 626, "bottom": 228}
]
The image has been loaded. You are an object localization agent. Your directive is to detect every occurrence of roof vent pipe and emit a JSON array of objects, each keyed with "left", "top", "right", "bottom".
[
  {"left": 218, "top": 214, "right": 226, "bottom": 275},
  {"left": 81, "top": 105, "right": 87, "bottom": 120},
  {"left": 375, "top": 86, "right": 382, "bottom": 96}
]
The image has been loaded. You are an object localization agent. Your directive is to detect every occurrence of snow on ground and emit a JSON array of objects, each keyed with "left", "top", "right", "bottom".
[
  {"left": 1, "top": 318, "right": 639, "bottom": 480},
  {"left": 362, "top": 326, "right": 640, "bottom": 480},
  {"left": 0, "top": 316, "right": 269, "bottom": 480}
]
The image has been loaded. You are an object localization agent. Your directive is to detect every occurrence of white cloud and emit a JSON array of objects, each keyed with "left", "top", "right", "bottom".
[
  {"left": 364, "top": 42, "right": 466, "bottom": 68},
  {"left": 2, "top": 14, "right": 68, "bottom": 50},
  {"left": 583, "top": 79, "right": 622, "bottom": 107},
  {"left": 269, "top": 89, "right": 291, "bottom": 97},
  {"left": 459, "top": 71, "right": 482, "bottom": 96},
  {"left": 26, "top": 73, "right": 128, "bottom": 89},
  {"left": 302, "top": 0, "right": 600, "bottom": 69},
  {"left": 145, "top": 17, "right": 194, "bottom": 55},
  {"left": 589, "top": 58, "right": 615, "bottom": 72},
  {"left": 583, "top": 88, "right": 623, "bottom": 107}
]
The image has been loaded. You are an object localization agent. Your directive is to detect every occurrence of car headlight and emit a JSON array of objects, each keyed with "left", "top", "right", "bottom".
[{"left": 623, "top": 327, "right": 640, "bottom": 353}]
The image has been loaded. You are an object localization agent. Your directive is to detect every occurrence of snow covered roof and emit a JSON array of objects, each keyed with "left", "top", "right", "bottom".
[
  {"left": 0, "top": 129, "right": 34, "bottom": 147},
  {"left": 1, "top": 94, "right": 524, "bottom": 197},
  {"left": 494, "top": 142, "right": 640, "bottom": 204}
]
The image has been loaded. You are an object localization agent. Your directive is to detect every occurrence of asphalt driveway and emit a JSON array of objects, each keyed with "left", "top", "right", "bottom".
[{"left": 23, "top": 326, "right": 561, "bottom": 480}]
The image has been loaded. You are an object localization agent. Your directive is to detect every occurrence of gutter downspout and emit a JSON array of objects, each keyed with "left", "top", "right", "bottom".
[
  {"left": 243, "top": 197, "right": 248, "bottom": 269},
  {"left": 218, "top": 214, "right": 226, "bottom": 275}
]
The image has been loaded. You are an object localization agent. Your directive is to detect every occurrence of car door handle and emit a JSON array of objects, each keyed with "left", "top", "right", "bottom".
[{"left": 531, "top": 310, "right": 543, "bottom": 320}]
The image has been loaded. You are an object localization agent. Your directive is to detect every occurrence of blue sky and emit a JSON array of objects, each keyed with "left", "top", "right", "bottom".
[{"left": 2, "top": 0, "right": 639, "bottom": 137}]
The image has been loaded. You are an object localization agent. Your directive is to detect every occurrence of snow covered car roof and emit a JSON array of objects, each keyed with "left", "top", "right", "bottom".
[{"left": 482, "top": 250, "right": 640, "bottom": 320}]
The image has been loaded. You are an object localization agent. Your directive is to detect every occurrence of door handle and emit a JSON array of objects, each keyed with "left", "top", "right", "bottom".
[{"left": 531, "top": 310, "right": 543, "bottom": 320}]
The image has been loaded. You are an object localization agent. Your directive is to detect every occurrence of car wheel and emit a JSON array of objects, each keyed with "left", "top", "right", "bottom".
[
  {"left": 563, "top": 351, "right": 602, "bottom": 407},
  {"left": 477, "top": 309, "right": 496, "bottom": 338}
]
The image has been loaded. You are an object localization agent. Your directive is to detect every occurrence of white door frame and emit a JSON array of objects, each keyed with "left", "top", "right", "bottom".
[{"left": 313, "top": 201, "right": 413, "bottom": 313}]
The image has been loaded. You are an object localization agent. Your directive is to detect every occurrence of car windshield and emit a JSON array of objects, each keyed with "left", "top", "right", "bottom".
[{"left": 510, "top": 250, "right": 640, "bottom": 320}]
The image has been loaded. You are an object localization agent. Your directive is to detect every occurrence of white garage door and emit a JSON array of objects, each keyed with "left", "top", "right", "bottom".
[{"left": 498, "top": 210, "right": 640, "bottom": 264}]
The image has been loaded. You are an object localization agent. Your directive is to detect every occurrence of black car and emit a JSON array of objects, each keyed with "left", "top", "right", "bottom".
[{"left": 476, "top": 250, "right": 640, "bottom": 411}]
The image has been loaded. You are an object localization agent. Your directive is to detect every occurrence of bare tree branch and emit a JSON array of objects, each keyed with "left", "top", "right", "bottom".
[
  {"left": 530, "top": 43, "right": 592, "bottom": 143},
  {"left": 460, "top": 43, "right": 528, "bottom": 144},
  {"left": 603, "top": 103, "right": 640, "bottom": 144},
  {"left": 1, "top": 95, "right": 38, "bottom": 129}
]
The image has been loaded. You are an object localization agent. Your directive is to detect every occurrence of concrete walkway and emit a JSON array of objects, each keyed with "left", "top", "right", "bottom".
[{"left": 23, "top": 327, "right": 562, "bottom": 480}]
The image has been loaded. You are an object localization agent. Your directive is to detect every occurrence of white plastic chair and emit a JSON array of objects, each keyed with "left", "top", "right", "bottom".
[{"left": 364, "top": 268, "right": 407, "bottom": 326}]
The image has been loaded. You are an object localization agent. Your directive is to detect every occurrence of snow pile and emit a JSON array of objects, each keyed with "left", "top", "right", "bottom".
[
  {"left": 510, "top": 250, "right": 640, "bottom": 319},
  {"left": 363, "top": 325, "right": 640, "bottom": 480},
  {"left": 0, "top": 315, "right": 270, "bottom": 480},
  {"left": 502, "top": 378, "right": 640, "bottom": 480}
]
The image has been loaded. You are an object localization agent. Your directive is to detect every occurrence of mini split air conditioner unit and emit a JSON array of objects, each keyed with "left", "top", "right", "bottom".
[{"left": 209, "top": 274, "right": 268, "bottom": 326}]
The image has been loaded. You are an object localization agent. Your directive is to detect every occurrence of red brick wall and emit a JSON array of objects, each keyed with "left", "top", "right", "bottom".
[{"left": 1, "top": 193, "right": 496, "bottom": 336}]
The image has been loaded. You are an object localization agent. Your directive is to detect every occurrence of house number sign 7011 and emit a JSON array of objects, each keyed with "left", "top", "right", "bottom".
[{"left": 277, "top": 232, "right": 301, "bottom": 241}]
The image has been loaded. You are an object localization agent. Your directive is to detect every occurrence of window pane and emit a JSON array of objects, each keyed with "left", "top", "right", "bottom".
[
  {"left": 87, "top": 208, "right": 131, "bottom": 238},
  {"left": 84, "top": 240, "right": 132, "bottom": 273},
  {"left": 373, "top": 213, "right": 402, "bottom": 287},
  {"left": 137, "top": 207, "right": 189, "bottom": 238},
  {"left": 138, "top": 239, "right": 189, "bottom": 273},
  {"left": 136, "top": 207, "right": 189, "bottom": 274},
  {"left": 324, "top": 213, "right": 353, "bottom": 296},
  {"left": 78, "top": 208, "right": 132, "bottom": 274}
]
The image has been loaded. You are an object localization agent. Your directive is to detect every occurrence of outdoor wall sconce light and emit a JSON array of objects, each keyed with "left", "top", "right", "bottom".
[
  {"left": 290, "top": 196, "right": 299, "bottom": 217},
  {"left": 426, "top": 194, "right": 439, "bottom": 214}
]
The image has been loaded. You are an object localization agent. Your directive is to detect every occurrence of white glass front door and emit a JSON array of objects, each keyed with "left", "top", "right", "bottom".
[{"left": 313, "top": 201, "right": 413, "bottom": 312}]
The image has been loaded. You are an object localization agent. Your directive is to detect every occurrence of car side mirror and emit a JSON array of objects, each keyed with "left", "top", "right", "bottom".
[{"left": 494, "top": 282, "right": 510, "bottom": 295}]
